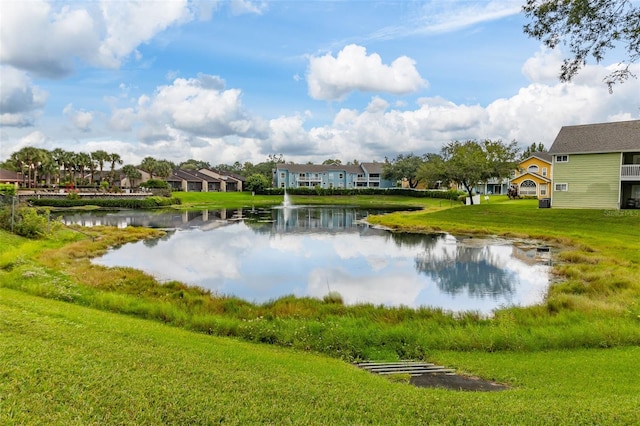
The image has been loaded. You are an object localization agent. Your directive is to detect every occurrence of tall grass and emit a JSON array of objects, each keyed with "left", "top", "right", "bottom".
[
  {"left": 3, "top": 288, "right": 640, "bottom": 425},
  {"left": 1, "top": 198, "right": 639, "bottom": 362}
]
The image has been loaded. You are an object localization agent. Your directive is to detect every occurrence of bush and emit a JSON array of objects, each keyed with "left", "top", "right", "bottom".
[
  {"left": 28, "top": 196, "right": 182, "bottom": 209},
  {"left": 140, "top": 179, "right": 169, "bottom": 189},
  {"left": 0, "top": 184, "right": 16, "bottom": 196},
  {"left": 260, "top": 187, "right": 465, "bottom": 200},
  {"left": 0, "top": 205, "right": 58, "bottom": 238},
  {"left": 245, "top": 174, "right": 271, "bottom": 193}
]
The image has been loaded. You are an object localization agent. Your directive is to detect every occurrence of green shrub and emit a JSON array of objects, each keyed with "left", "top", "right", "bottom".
[
  {"left": 28, "top": 197, "right": 181, "bottom": 209},
  {"left": 141, "top": 179, "right": 169, "bottom": 189},
  {"left": 245, "top": 174, "right": 271, "bottom": 192},
  {"left": 260, "top": 187, "right": 465, "bottom": 200},
  {"left": 0, "top": 184, "right": 17, "bottom": 196},
  {"left": 0, "top": 205, "right": 57, "bottom": 238}
]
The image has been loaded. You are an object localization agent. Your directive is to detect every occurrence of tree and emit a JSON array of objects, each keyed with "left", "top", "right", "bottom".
[
  {"left": 153, "top": 160, "right": 174, "bottom": 179},
  {"left": 425, "top": 140, "right": 519, "bottom": 205},
  {"left": 75, "top": 152, "right": 92, "bottom": 185},
  {"left": 10, "top": 147, "right": 44, "bottom": 188},
  {"left": 523, "top": 0, "right": 640, "bottom": 90},
  {"left": 108, "top": 153, "right": 123, "bottom": 183},
  {"left": 520, "top": 142, "right": 547, "bottom": 160},
  {"left": 121, "top": 165, "right": 142, "bottom": 188},
  {"left": 140, "top": 157, "right": 158, "bottom": 179},
  {"left": 179, "top": 159, "right": 211, "bottom": 171},
  {"left": 322, "top": 159, "right": 342, "bottom": 165},
  {"left": 91, "top": 150, "right": 110, "bottom": 182},
  {"left": 244, "top": 174, "right": 271, "bottom": 192},
  {"left": 416, "top": 154, "right": 447, "bottom": 189},
  {"left": 382, "top": 153, "right": 426, "bottom": 188}
]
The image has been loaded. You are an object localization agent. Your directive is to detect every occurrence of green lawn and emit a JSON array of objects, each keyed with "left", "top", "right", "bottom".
[
  {"left": 2, "top": 195, "right": 640, "bottom": 423},
  {"left": 172, "top": 190, "right": 453, "bottom": 210},
  {"left": 2, "top": 288, "right": 639, "bottom": 425}
]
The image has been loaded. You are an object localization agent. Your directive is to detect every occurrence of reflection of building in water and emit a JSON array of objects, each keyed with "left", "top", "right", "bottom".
[
  {"left": 268, "top": 207, "right": 390, "bottom": 236},
  {"left": 511, "top": 245, "right": 551, "bottom": 265},
  {"left": 58, "top": 209, "right": 244, "bottom": 230}
]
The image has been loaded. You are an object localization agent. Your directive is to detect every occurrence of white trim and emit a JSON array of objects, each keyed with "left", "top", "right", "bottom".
[
  {"left": 554, "top": 183, "right": 568, "bottom": 192},
  {"left": 555, "top": 155, "right": 569, "bottom": 163}
]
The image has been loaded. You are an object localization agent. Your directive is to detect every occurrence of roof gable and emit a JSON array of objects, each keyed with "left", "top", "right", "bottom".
[{"left": 549, "top": 120, "right": 640, "bottom": 154}]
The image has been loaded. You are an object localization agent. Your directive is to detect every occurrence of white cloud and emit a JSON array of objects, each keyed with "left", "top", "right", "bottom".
[
  {"left": 0, "top": 0, "right": 195, "bottom": 77},
  {"left": 134, "top": 74, "right": 268, "bottom": 142},
  {"left": 63, "top": 104, "right": 93, "bottom": 132},
  {"left": 0, "top": 1, "right": 98, "bottom": 78},
  {"left": 108, "top": 107, "right": 136, "bottom": 132},
  {"left": 96, "top": 0, "right": 192, "bottom": 68},
  {"left": 307, "top": 44, "right": 427, "bottom": 101},
  {"left": 229, "top": 0, "right": 268, "bottom": 16},
  {"left": 0, "top": 131, "right": 49, "bottom": 160},
  {"left": 0, "top": 67, "right": 48, "bottom": 126},
  {"left": 415, "top": 1, "right": 522, "bottom": 35}
]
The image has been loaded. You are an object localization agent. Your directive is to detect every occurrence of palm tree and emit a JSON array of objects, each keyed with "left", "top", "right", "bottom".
[
  {"left": 154, "top": 160, "right": 174, "bottom": 179},
  {"left": 121, "top": 165, "right": 142, "bottom": 188},
  {"left": 91, "top": 150, "right": 110, "bottom": 183},
  {"left": 139, "top": 156, "right": 158, "bottom": 179},
  {"left": 36, "top": 149, "right": 55, "bottom": 186},
  {"left": 75, "top": 152, "right": 92, "bottom": 185},
  {"left": 108, "top": 153, "right": 123, "bottom": 184},
  {"left": 10, "top": 147, "right": 43, "bottom": 188},
  {"left": 51, "top": 148, "right": 68, "bottom": 185}
]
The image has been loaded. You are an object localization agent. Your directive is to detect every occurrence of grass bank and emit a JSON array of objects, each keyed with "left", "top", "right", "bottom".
[
  {"left": 172, "top": 190, "right": 452, "bottom": 210},
  {"left": 2, "top": 288, "right": 639, "bottom": 425},
  {"left": 2, "top": 195, "right": 639, "bottom": 361}
]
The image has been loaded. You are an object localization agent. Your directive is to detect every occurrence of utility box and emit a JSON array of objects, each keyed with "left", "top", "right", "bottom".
[{"left": 538, "top": 198, "right": 551, "bottom": 208}]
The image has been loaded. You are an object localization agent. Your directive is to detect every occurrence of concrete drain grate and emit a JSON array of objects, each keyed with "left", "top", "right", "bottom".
[{"left": 355, "top": 361, "right": 456, "bottom": 377}]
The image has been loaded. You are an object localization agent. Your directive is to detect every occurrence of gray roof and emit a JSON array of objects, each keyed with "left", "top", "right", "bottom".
[
  {"left": 360, "top": 162, "right": 384, "bottom": 174},
  {"left": 0, "top": 168, "right": 20, "bottom": 181},
  {"left": 526, "top": 151, "right": 552, "bottom": 163},
  {"left": 276, "top": 163, "right": 363, "bottom": 174},
  {"left": 549, "top": 120, "right": 640, "bottom": 154},
  {"left": 172, "top": 169, "right": 220, "bottom": 182}
]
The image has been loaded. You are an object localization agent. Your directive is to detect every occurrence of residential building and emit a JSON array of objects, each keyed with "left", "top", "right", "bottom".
[
  {"left": 510, "top": 152, "right": 552, "bottom": 199},
  {"left": 166, "top": 169, "right": 245, "bottom": 192},
  {"left": 0, "top": 169, "right": 21, "bottom": 189},
  {"left": 549, "top": 120, "right": 640, "bottom": 209},
  {"left": 198, "top": 168, "right": 244, "bottom": 192},
  {"left": 167, "top": 169, "right": 221, "bottom": 192},
  {"left": 273, "top": 162, "right": 393, "bottom": 189},
  {"left": 474, "top": 178, "right": 510, "bottom": 195}
]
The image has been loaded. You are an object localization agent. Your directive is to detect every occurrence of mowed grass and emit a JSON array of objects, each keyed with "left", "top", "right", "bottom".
[
  {"left": 173, "top": 190, "right": 452, "bottom": 210},
  {"left": 2, "top": 288, "right": 639, "bottom": 425},
  {"left": 2, "top": 195, "right": 640, "bottom": 423}
]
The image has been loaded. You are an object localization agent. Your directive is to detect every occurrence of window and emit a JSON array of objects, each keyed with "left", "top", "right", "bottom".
[
  {"left": 555, "top": 183, "right": 568, "bottom": 191},
  {"left": 528, "top": 165, "right": 539, "bottom": 173},
  {"left": 280, "top": 172, "right": 285, "bottom": 178},
  {"left": 542, "top": 167, "right": 547, "bottom": 177},
  {"left": 556, "top": 155, "right": 569, "bottom": 163},
  {"left": 520, "top": 180, "right": 537, "bottom": 196},
  {"left": 339, "top": 173, "right": 343, "bottom": 179},
  {"left": 540, "top": 185, "right": 547, "bottom": 196}
]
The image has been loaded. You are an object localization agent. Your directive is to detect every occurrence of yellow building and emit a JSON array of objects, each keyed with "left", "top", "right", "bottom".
[{"left": 510, "top": 152, "right": 552, "bottom": 199}]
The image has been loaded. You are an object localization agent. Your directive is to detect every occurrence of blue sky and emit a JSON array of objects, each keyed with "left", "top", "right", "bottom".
[{"left": 1, "top": 0, "right": 639, "bottom": 166}]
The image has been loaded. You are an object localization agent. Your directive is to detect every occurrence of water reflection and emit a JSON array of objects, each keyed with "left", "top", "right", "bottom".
[{"left": 75, "top": 207, "right": 551, "bottom": 314}]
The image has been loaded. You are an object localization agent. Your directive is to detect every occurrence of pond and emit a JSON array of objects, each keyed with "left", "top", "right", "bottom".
[{"left": 60, "top": 206, "right": 551, "bottom": 314}]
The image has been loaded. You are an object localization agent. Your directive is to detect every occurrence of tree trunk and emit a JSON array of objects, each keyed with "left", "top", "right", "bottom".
[{"left": 464, "top": 183, "right": 474, "bottom": 205}]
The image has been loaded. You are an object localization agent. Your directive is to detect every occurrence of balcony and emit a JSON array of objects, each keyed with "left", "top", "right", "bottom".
[{"left": 621, "top": 164, "right": 640, "bottom": 180}]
